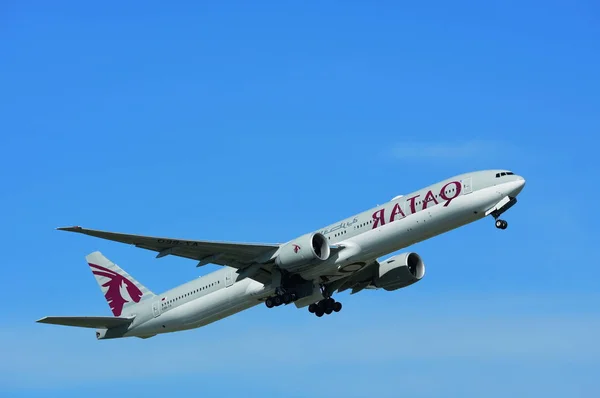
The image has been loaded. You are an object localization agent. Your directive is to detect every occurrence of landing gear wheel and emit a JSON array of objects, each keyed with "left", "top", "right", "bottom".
[
  {"left": 313, "top": 297, "right": 342, "bottom": 317},
  {"left": 265, "top": 297, "right": 274, "bottom": 308},
  {"left": 495, "top": 219, "right": 508, "bottom": 229},
  {"left": 282, "top": 293, "right": 291, "bottom": 304},
  {"left": 273, "top": 296, "right": 282, "bottom": 306}
]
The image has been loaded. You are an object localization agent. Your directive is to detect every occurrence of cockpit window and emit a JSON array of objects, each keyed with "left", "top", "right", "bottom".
[{"left": 496, "top": 171, "right": 515, "bottom": 178}]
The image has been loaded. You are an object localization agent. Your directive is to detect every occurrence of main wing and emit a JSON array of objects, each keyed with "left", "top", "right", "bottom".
[{"left": 57, "top": 226, "right": 280, "bottom": 284}]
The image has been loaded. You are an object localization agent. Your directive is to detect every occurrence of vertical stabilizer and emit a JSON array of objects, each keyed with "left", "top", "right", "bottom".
[{"left": 86, "top": 251, "right": 155, "bottom": 316}]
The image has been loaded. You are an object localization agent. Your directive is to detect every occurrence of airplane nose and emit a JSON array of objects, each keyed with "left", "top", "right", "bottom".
[{"left": 512, "top": 176, "right": 526, "bottom": 196}]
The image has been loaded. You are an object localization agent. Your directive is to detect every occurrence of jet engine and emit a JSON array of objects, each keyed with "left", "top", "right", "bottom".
[
  {"left": 275, "top": 232, "right": 330, "bottom": 271},
  {"left": 374, "top": 252, "right": 425, "bottom": 291}
]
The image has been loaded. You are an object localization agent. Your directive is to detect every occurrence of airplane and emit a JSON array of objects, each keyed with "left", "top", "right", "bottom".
[{"left": 38, "top": 169, "right": 525, "bottom": 340}]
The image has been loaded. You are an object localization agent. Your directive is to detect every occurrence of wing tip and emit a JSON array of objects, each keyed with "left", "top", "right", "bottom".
[{"left": 56, "top": 226, "right": 83, "bottom": 232}]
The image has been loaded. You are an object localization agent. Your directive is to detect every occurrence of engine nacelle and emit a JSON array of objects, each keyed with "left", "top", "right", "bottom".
[
  {"left": 275, "top": 232, "right": 330, "bottom": 271},
  {"left": 374, "top": 252, "right": 425, "bottom": 291}
]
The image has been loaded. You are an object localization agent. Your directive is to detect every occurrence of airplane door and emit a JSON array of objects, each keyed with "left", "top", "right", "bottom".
[
  {"left": 152, "top": 301, "right": 161, "bottom": 318},
  {"left": 462, "top": 177, "right": 473, "bottom": 194},
  {"left": 225, "top": 271, "right": 233, "bottom": 287}
]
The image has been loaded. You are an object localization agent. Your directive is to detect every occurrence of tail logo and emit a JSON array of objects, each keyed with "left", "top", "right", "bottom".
[{"left": 89, "top": 263, "right": 143, "bottom": 316}]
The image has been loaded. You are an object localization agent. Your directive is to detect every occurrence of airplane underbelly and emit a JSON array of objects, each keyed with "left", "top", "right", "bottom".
[
  {"left": 187, "top": 299, "right": 259, "bottom": 329},
  {"left": 181, "top": 283, "right": 247, "bottom": 326},
  {"left": 180, "top": 280, "right": 264, "bottom": 330},
  {"left": 136, "top": 280, "right": 261, "bottom": 334}
]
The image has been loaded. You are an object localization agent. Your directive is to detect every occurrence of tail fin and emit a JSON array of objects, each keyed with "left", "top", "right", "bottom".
[{"left": 86, "top": 251, "right": 155, "bottom": 316}]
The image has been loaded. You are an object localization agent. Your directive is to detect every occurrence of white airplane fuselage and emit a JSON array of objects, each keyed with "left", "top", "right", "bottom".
[{"left": 115, "top": 169, "right": 525, "bottom": 339}]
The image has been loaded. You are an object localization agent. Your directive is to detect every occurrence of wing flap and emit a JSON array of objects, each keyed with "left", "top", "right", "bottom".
[{"left": 36, "top": 316, "right": 134, "bottom": 329}]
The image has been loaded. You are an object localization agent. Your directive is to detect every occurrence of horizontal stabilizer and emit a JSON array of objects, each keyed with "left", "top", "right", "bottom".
[{"left": 36, "top": 316, "right": 134, "bottom": 329}]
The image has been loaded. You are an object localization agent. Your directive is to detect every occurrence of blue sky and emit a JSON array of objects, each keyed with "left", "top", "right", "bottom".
[{"left": 1, "top": 1, "right": 599, "bottom": 396}]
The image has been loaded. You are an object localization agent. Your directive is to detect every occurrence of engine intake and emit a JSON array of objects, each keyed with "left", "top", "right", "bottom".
[
  {"left": 275, "top": 232, "right": 330, "bottom": 271},
  {"left": 374, "top": 252, "right": 425, "bottom": 291}
]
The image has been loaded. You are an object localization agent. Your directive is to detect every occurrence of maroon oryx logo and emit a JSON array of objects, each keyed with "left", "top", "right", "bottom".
[
  {"left": 292, "top": 244, "right": 301, "bottom": 253},
  {"left": 89, "top": 263, "right": 143, "bottom": 316}
]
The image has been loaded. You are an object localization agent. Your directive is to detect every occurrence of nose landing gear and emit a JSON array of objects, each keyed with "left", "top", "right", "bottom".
[
  {"left": 308, "top": 298, "right": 342, "bottom": 317},
  {"left": 490, "top": 196, "right": 517, "bottom": 230},
  {"left": 495, "top": 219, "right": 508, "bottom": 230}
]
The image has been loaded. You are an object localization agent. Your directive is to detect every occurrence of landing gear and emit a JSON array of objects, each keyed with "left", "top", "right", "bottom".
[
  {"left": 309, "top": 297, "right": 342, "bottom": 317},
  {"left": 282, "top": 292, "right": 292, "bottom": 304},
  {"left": 491, "top": 196, "right": 517, "bottom": 230},
  {"left": 495, "top": 219, "right": 508, "bottom": 230},
  {"left": 264, "top": 292, "right": 297, "bottom": 308},
  {"left": 333, "top": 301, "right": 342, "bottom": 312},
  {"left": 265, "top": 297, "right": 275, "bottom": 308}
]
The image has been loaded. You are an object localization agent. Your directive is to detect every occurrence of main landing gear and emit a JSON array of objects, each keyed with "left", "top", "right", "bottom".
[
  {"left": 495, "top": 219, "right": 508, "bottom": 230},
  {"left": 308, "top": 298, "right": 342, "bottom": 317},
  {"left": 265, "top": 292, "right": 297, "bottom": 308}
]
